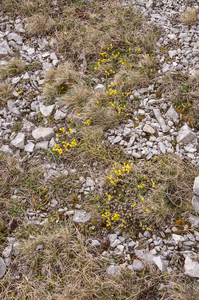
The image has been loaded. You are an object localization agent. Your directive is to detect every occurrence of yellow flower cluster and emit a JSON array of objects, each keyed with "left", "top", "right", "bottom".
[
  {"left": 105, "top": 192, "right": 112, "bottom": 201},
  {"left": 106, "top": 88, "right": 117, "bottom": 96},
  {"left": 84, "top": 117, "right": 92, "bottom": 126},
  {"left": 151, "top": 179, "right": 156, "bottom": 188},
  {"left": 52, "top": 127, "right": 77, "bottom": 155}
]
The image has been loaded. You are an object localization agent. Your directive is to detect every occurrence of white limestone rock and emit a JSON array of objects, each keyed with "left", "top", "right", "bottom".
[
  {"left": 11, "top": 133, "right": 25, "bottom": 149},
  {"left": 40, "top": 104, "right": 55, "bottom": 117},
  {"left": 35, "top": 141, "right": 49, "bottom": 149},
  {"left": 153, "top": 256, "right": 166, "bottom": 272},
  {"left": 143, "top": 124, "right": 155, "bottom": 134},
  {"left": 192, "top": 195, "right": 199, "bottom": 214},
  {"left": 0, "top": 41, "right": 13, "bottom": 56},
  {"left": 193, "top": 177, "right": 199, "bottom": 196},
  {"left": 54, "top": 110, "right": 66, "bottom": 120},
  {"left": 73, "top": 210, "right": 91, "bottom": 223},
  {"left": 0, "top": 257, "right": 6, "bottom": 278},
  {"left": 7, "top": 100, "right": 20, "bottom": 115},
  {"left": 176, "top": 124, "right": 196, "bottom": 144},
  {"left": 94, "top": 84, "right": 105, "bottom": 93},
  {"left": 24, "top": 142, "right": 35, "bottom": 152},
  {"left": 132, "top": 259, "right": 144, "bottom": 271},
  {"left": 32, "top": 127, "right": 54, "bottom": 141},
  {"left": 106, "top": 265, "right": 121, "bottom": 277},
  {"left": 184, "top": 256, "right": 199, "bottom": 278},
  {"left": 0, "top": 145, "right": 13, "bottom": 154},
  {"left": 189, "top": 215, "right": 199, "bottom": 228}
]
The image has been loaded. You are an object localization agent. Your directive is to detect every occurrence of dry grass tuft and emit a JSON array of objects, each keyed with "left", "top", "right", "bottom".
[
  {"left": 102, "top": 154, "right": 198, "bottom": 230},
  {"left": 27, "top": 13, "right": 57, "bottom": 35},
  {"left": 0, "top": 58, "right": 26, "bottom": 81},
  {"left": 43, "top": 62, "right": 82, "bottom": 99},
  {"left": 180, "top": 8, "right": 198, "bottom": 25}
]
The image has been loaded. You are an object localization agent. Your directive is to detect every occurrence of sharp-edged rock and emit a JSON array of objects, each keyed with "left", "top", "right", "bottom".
[
  {"left": 11, "top": 132, "right": 25, "bottom": 149},
  {"left": 153, "top": 108, "right": 169, "bottom": 132},
  {"left": 176, "top": 124, "right": 197, "bottom": 144},
  {"left": 184, "top": 256, "right": 199, "bottom": 278}
]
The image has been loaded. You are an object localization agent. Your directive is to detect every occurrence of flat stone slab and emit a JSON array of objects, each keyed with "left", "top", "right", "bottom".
[
  {"left": 32, "top": 127, "right": 54, "bottom": 141},
  {"left": 73, "top": 210, "right": 91, "bottom": 224}
]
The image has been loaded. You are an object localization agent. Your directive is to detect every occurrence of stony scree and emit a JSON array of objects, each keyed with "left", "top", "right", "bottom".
[{"left": 1, "top": 0, "right": 199, "bottom": 283}]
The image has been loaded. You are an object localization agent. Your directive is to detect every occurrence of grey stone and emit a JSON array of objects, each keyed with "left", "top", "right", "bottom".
[
  {"left": 0, "top": 257, "right": 6, "bottom": 278},
  {"left": 168, "top": 50, "right": 178, "bottom": 58},
  {"left": 172, "top": 234, "right": 185, "bottom": 244},
  {"left": 132, "top": 259, "right": 144, "bottom": 271},
  {"left": 32, "top": 127, "right": 54, "bottom": 141},
  {"left": 123, "top": 127, "right": 131, "bottom": 136},
  {"left": 73, "top": 210, "right": 91, "bottom": 223},
  {"left": 7, "top": 32, "right": 22, "bottom": 44},
  {"left": 192, "top": 195, "right": 199, "bottom": 214},
  {"left": 111, "top": 239, "right": 121, "bottom": 248},
  {"left": 94, "top": 84, "right": 105, "bottom": 93},
  {"left": 12, "top": 77, "right": 21, "bottom": 85},
  {"left": 11, "top": 133, "right": 25, "bottom": 149},
  {"left": 0, "top": 145, "right": 13, "bottom": 154},
  {"left": 106, "top": 265, "right": 121, "bottom": 277},
  {"left": 2, "top": 245, "right": 12, "bottom": 258},
  {"left": 24, "top": 142, "right": 35, "bottom": 152},
  {"left": 189, "top": 215, "right": 199, "bottom": 228},
  {"left": 40, "top": 104, "right": 55, "bottom": 117},
  {"left": 45, "top": 169, "right": 60, "bottom": 180},
  {"left": 135, "top": 249, "right": 154, "bottom": 264},
  {"left": 128, "top": 240, "right": 137, "bottom": 248},
  {"left": 159, "top": 142, "right": 166, "bottom": 154},
  {"left": 127, "top": 136, "right": 135, "bottom": 147},
  {"left": 176, "top": 124, "right": 196, "bottom": 144},
  {"left": 7, "top": 100, "right": 20, "bottom": 115},
  {"left": 86, "top": 177, "right": 95, "bottom": 187},
  {"left": 193, "top": 177, "right": 199, "bottom": 196},
  {"left": 184, "top": 256, "right": 199, "bottom": 278},
  {"left": 54, "top": 110, "right": 66, "bottom": 120},
  {"left": 0, "top": 40, "right": 13, "bottom": 56},
  {"left": 90, "top": 240, "right": 101, "bottom": 247},
  {"left": 35, "top": 141, "right": 49, "bottom": 149},
  {"left": 109, "top": 234, "right": 117, "bottom": 244},
  {"left": 165, "top": 105, "right": 178, "bottom": 121},
  {"left": 153, "top": 109, "right": 169, "bottom": 132},
  {"left": 113, "top": 136, "right": 122, "bottom": 143},
  {"left": 153, "top": 256, "right": 166, "bottom": 272}
]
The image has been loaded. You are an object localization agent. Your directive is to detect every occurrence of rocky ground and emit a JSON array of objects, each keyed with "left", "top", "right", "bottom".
[{"left": 1, "top": 0, "right": 199, "bottom": 299}]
